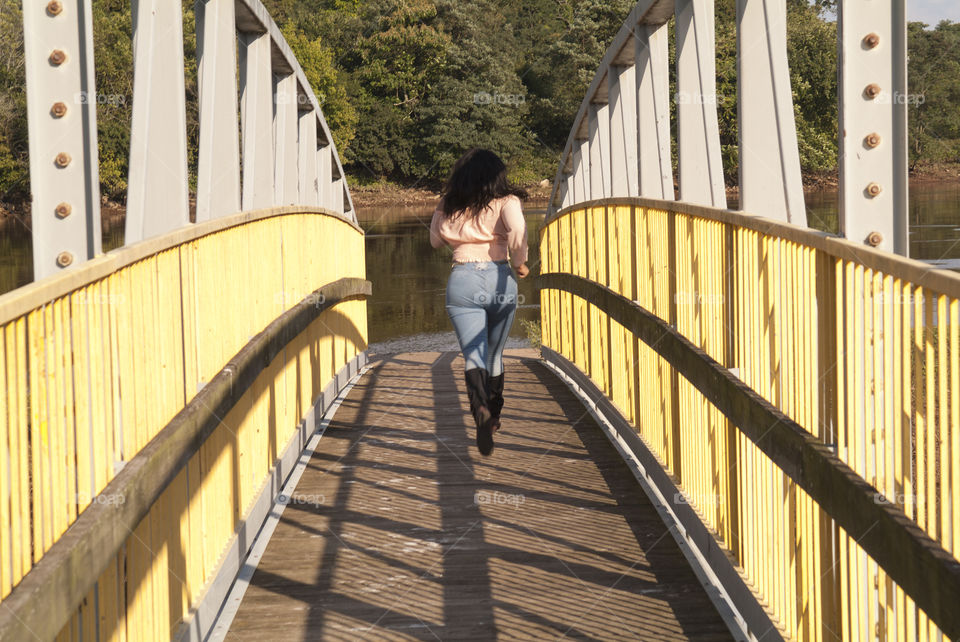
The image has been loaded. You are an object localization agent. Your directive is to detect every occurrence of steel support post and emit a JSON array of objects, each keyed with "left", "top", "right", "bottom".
[
  {"left": 636, "top": 21, "right": 675, "bottom": 200},
  {"left": 330, "top": 168, "right": 344, "bottom": 214},
  {"left": 273, "top": 73, "right": 299, "bottom": 206},
  {"left": 588, "top": 102, "right": 612, "bottom": 200},
  {"left": 571, "top": 138, "right": 589, "bottom": 205},
  {"left": 317, "top": 143, "right": 332, "bottom": 210},
  {"left": 126, "top": 0, "right": 190, "bottom": 243},
  {"left": 736, "top": 0, "right": 806, "bottom": 225},
  {"left": 838, "top": 0, "right": 908, "bottom": 255},
  {"left": 22, "top": 0, "right": 102, "bottom": 278},
  {"left": 196, "top": 0, "right": 242, "bottom": 221},
  {"left": 239, "top": 30, "right": 275, "bottom": 212},
  {"left": 298, "top": 110, "right": 319, "bottom": 207},
  {"left": 609, "top": 63, "right": 640, "bottom": 198},
  {"left": 675, "top": 0, "right": 726, "bottom": 207},
  {"left": 555, "top": 177, "right": 571, "bottom": 211}
]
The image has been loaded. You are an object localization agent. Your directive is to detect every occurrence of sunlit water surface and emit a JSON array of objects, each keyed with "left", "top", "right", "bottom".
[{"left": 2, "top": 184, "right": 959, "bottom": 353}]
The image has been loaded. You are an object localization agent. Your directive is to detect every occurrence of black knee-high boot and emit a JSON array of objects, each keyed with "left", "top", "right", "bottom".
[
  {"left": 488, "top": 373, "right": 505, "bottom": 431},
  {"left": 464, "top": 368, "right": 495, "bottom": 455}
]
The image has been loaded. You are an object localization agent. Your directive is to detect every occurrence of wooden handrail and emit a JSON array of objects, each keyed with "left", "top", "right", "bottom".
[
  {"left": 0, "top": 277, "right": 371, "bottom": 642},
  {"left": 543, "top": 197, "right": 960, "bottom": 300},
  {"left": 0, "top": 206, "right": 362, "bottom": 326},
  {"left": 538, "top": 271, "right": 960, "bottom": 639}
]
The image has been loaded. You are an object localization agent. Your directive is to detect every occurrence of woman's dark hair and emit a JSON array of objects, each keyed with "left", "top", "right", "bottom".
[{"left": 440, "top": 148, "right": 528, "bottom": 217}]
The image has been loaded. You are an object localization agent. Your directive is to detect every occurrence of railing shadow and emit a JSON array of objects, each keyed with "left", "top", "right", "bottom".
[
  {"left": 235, "top": 352, "right": 731, "bottom": 639},
  {"left": 525, "top": 357, "right": 729, "bottom": 640}
]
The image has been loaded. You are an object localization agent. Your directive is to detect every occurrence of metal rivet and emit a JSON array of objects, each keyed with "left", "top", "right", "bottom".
[
  {"left": 56, "top": 251, "right": 74, "bottom": 268},
  {"left": 49, "top": 49, "right": 67, "bottom": 66},
  {"left": 55, "top": 202, "right": 72, "bottom": 218},
  {"left": 50, "top": 101, "right": 67, "bottom": 118},
  {"left": 46, "top": 1, "right": 63, "bottom": 15},
  {"left": 864, "top": 83, "right": 882, "bottom": 99},
  {"left": 863, "top": 32, "right": 880, "bottom": 49},
  {"left": 867, "top": 231, "right": 883, "bottom": 247},
  {"left": 55, "top": 152, "right": 71, "bottom": 168},
  {"left": 864, "top": 132, "right": 882, "bottom": 148},
  {"left": 866, "top": 182, "right": 883, "bottom": 197}
]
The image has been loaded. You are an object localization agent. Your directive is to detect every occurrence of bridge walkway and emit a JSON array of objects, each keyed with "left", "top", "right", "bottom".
[{"left": 221, "top": 351, "right": 733, "bottom": 640}]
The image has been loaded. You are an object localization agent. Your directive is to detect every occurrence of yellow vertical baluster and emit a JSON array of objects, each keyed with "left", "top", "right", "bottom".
[
  {"left": 70, "top": 290, "right": 91, "bottom": 515},
  {"left": 47, "top": 301, "right": 65, "bottom": 543},
  {"left": 116, "top": 267, "right": 138, "bottom": 463},
  {"left": 28, "top": 307, "right": 49, "bottom": 558},
  {"left": 89, "top": 280, "right": 110, "bottom": 497},
  {"left": 950, "top": 297, "right": 960, "bottom": 561},
  {"left": 924, "top": 298, "right": 935, "bottom": 543},
  {"left": 937, "top": 295, "right": 948, "bottom": 548},
  {"left": 0, "top": 324, "right": 9, "bottom": 598},
  {"left": 11, "top": 319, "right": 29, "bottom": 582},
  {"left": 57, "top": 298, "right": 77, "bottom": 529}
]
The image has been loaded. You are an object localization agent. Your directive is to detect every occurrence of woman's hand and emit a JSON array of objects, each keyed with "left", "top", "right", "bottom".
[{"left": 515, "top": 263, "right": 530, "bottom": 279}]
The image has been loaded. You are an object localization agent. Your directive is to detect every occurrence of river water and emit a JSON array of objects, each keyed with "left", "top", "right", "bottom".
[
  {"left": 2, "top": 184, "right": 959, "bottom": 352},
  {"left": 361, "top": 184, "right": 960, "bottom": 351},
  {"left": 359, "top": 205, "right": 545, "bottom": 352}
]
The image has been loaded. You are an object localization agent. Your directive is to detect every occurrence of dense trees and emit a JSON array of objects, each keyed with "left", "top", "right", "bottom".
[
  {"left": 0, "top": 0, "right": 957, "bottom": 202},
  {"left": 328, "top": 0, "right": 535, "bottom": 180},
  {"left": 0, "top": 2, "right": 26, "bottom": 197},
  {"left": 908, "top": 20, "right": 960, "bottom": 168}
]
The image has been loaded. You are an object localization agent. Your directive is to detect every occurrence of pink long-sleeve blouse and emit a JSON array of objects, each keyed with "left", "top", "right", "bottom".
[{"left": 429, "top": 195, "right": 528, "bottom": 267}]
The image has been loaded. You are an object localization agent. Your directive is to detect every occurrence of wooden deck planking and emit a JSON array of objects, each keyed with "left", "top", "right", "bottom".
[{"left": 226, "top": 351, "right": 732, "bottom": 640}]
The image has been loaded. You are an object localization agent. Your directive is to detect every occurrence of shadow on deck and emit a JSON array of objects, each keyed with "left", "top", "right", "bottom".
[{"left": 224, "top": 350, "right": 732, "bottom": 640}]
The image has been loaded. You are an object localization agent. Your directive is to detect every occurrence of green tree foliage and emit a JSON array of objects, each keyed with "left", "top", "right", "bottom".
[
  {"left": 786, "top": 0, "right": 838, "bottom": 171},
  {"left": 343, "top": 0, "right": 452, "bottom": 176},
  {"left": 92, "top": 1, "right": 133, "bottom": 199},
  {"left": 509, "top": 0, "right": 636, "bottom": 149},
  {"left": 416, "top": 0, "right": 533, "bottom": 177},
  {"left": 908, "top": 20, "right": 960, "bottom": 167},
  {"left": 0, "top": 1, "right": 958, "bottom": 202},
  {"left": 0, "top": 0, "right": 349, "bottom": 201},
  {"left": 0, "top": 1, "right": 26, "bottom": 197},
  {"left": 325, "top": 0, "right": 538, "bottom": 181},
  {"left": 695, "top": 0, "right": 837, "bottom": 182},
  {"left": 282, "top": 22, "right": 357, "bottom": 152}
]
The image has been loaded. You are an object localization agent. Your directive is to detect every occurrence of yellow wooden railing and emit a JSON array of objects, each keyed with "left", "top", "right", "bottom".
[
  {"left": 0, "top": 208, "right": 367, "bottom": 640},
  {"left": 539, "top": 198, "right": 960, "bottom": 641}
]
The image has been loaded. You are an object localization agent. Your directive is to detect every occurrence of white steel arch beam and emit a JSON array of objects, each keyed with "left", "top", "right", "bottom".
[
  {"left": 556, "top": 176, "right": 572, "bottom": 210},
  {"left": 547, "top": 0, "right": 675, "bottom": 217},
  {"left": 235, "top": 0, "right": 355, "bottom": 218},
  {"left": 675, "top": 0, "right": 726, "bottom": 208},
  {"left": 273, "top": 72, "right": 299, "bottom": 206},
  {"left": 196, "top": 0, "right": 242, "bottom": 221},
  {"left": 573, "top": 138, "right": 590, "bottom": 204},
  {"left": 635, "top": 21, "right": 674, "bottom": 200},
  {"left": 736, "top": 0, "right": 805, "bottom": 226},
  {"left": 838, "top": 0, "right": 908, "bottom": 255},
  {"left": 125, "top": 0, "right": 191, "bottom": 244},
  {"left": 20, "top": 0, "right": 359, "bottom": 285},
  {"left": 589, "top": 102, "right": 612, "bottom": 199},
  {"left": 330, "top": 163, "right": 345, "bottom": 214},
  {"left": 239, "top": 30, "right": 276, "bottom": 212},
  {"left": 609, "top": 63, "right": 639, "bottom": 198},
  {"left": 298, "top": 108, "right": 320, "bottom": 206},
  {"left": 22, "top": 0, "right": 102, "bottom": 279},
  {"left": 317, "top": 143, "right": 332, "bottom": 210},
  {"left": 558, "top": 154, "right": 574, "bottom": 210}
]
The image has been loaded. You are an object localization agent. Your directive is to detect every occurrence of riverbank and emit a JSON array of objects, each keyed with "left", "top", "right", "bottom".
[
  {"left": 1, "top": 164, "right": 957, "bottom": 230},
  {"left": 350, "top": 179, "right": 553, "bottom": 208},
  {"left": 351, "top": 163, "right": 960, "bottom": 208}
]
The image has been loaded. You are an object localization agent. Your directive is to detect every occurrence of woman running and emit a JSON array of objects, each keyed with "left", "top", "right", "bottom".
[{"left": 429, "top": 149, "right": 529, "bottom": 456}]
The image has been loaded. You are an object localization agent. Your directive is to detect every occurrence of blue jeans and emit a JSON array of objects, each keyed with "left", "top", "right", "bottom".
[{"left": 446, "top": 260, "right": 518, "bottom": 376}]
